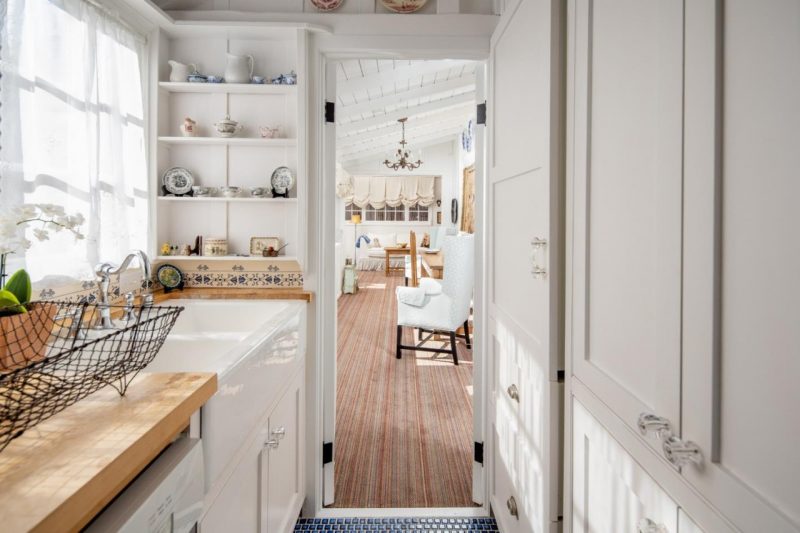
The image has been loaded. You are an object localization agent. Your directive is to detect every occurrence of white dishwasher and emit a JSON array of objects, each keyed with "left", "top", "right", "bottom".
[{"left": 86, "top": 438, "right": 204, "bottom": 533}]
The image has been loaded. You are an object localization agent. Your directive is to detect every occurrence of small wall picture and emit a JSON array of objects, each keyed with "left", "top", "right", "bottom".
[
  {"left": 250, "top": 236, "right": 281, "bottom": 256},
  {"left": 436, "top": 211, "right": 442, "bottom": 225}
]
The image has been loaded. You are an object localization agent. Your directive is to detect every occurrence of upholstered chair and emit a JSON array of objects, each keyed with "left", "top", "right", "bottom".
[{"left": 395, "top": 234, "right": 474, "bottom": 365}]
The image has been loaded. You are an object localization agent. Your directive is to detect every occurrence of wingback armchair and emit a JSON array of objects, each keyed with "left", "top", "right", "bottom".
[{"left": 395, "top": 234, "right": 474, "bottom": 365}]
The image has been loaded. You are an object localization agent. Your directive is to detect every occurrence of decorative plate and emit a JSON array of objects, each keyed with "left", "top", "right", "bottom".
[
  {"left": 380, "top": 0, "right": 427, "bottom": 13},
  {"left": 270, "top": 166, "right": 295, "bottom": 193},
  {"left": 157, "top": 263, "right": 183, "bottom": 290},
  {"left": 311, "top": 0, "right": 343, "bottom": 11},
  {"left": 162, "top": 167, "right": 194, "bottom": 195}
]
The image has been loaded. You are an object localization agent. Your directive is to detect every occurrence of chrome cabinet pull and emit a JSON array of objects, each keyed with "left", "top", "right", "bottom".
[
  {"left": 638, "top": 518, "right": 667, "bottom": 533},
  {"left": 662, "top": 435, "right": 702, "bottom": 467},
  {"left": 506, "top": 496, "right": 519, "bottom": 519},
  {"left": 271, "top": 426, "right": 286, "bottom": 440},
  {"left": 506, "top": 384, "right": 520, "bottom": 403},
  {"left": 531, "top": 266, "right": 547, "bottom": 278},
  {"left": 637, "top": 413, "right": 672, "bottom": 438},
  {"left": 264, "top": 438, "right": 280, "bottom": 450},
  {"left": 530, "top": 237, "right": 548, "bottom": 248}
]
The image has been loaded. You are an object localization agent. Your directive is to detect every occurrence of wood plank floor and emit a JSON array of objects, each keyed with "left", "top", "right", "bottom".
[{"left": 332, "top": 270, "right": 475, "bottom": 508}]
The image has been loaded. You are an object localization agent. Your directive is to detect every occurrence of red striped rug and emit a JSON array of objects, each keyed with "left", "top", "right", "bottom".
[{"left": 332, "top": 270, "right": 475, "bottom": 508}]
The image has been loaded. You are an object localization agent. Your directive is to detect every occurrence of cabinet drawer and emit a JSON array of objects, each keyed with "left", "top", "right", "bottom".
[
  {"left": 492, "top": 424, "right": 531, "bottom": 533},
  {"left": 572, "top": 398, "right": 678, "bottom": 533}
]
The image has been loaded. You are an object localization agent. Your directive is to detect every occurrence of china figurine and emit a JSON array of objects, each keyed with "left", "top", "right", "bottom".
[{"left": 180, "top": 117, "right": 197, "bottom": 137}]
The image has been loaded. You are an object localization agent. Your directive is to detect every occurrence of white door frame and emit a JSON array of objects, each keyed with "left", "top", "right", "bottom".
[{"left": 306, "top": 45, "right": 491, "bottom": 516}]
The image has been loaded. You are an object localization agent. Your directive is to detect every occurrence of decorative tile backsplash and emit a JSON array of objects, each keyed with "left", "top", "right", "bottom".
[
  {"left": 32, "top": 259, "right": 303, "bottom": 303},
  {"left": 158, "top": 258, "right": 304, "bottom": 289}
]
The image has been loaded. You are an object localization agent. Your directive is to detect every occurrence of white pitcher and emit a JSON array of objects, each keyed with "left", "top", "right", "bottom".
[
  {"left": 168, "top": 60, "right": 196, "bottom": 82},
  {"left": 224, "top": 54, "right": 254, "bottom": 84}
]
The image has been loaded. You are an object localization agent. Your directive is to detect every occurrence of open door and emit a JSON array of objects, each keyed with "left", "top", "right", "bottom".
[
  {"left": 486, "top": 0, "right": 564, "bottom": 531},
  {"left": 321, "top": 60, "right": 337, "bottom": 507}
]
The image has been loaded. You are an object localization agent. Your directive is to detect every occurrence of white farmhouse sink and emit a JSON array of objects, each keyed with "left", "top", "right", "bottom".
[{"left": 144, "top": 299, "right": 306, "bottom": 493}]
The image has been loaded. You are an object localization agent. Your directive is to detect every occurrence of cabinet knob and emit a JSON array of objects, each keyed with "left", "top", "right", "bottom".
[
  {"left": 506, "top": 384, "right": 520, "bottom": 402},
  {"left": 662, "top": 435, "right": 702, "bottom": 467},
  {"left": 531, "top": 237, "right": 548, "bottom": 248},
  {"left": 637, "top": 413, "right": 672, "bottom": 438},
  {"left": 506, "top": 496, "right": 519, "bottom": 519},
  {"left": 271, "top": 426, "right": 286, "bottom": 440},
  {"left": 637, "top": 518, "right": 667, "bottom": 533},
  {"left": 264, "top": 438, "right": 280, "bottom": 450}
]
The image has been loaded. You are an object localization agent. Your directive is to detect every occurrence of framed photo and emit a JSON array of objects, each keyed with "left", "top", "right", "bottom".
[{"left": 250, "top": 236, "right": 281, "bottom": 256}]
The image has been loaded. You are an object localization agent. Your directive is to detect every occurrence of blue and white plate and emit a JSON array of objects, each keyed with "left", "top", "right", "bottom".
[
  {"left": 270, "top": 166, "right": 295, "bottom": 194},
  {"left": 162, "top": 167, "right": 194, "bottom": 195}
]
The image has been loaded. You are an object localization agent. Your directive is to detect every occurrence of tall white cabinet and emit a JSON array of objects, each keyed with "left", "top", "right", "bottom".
[{"left": 566, "top": 1, "right": 800, "bottom": 532}]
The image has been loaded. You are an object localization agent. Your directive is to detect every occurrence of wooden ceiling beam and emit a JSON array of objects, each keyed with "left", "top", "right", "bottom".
[{"left": 337, "top": 93, "right": 474, "bottom": 136}]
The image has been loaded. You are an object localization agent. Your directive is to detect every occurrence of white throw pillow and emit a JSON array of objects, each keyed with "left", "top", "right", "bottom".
[{"left": 372, "top": 233, "right": 397, "bottom": 247}]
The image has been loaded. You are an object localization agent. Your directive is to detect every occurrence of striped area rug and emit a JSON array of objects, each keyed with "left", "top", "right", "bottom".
[{"left": 333, "top": 271, "right": 475, "bottom": 508}]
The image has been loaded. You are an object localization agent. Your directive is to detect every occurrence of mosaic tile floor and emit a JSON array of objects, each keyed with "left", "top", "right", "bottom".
[{"left": 293, "top": 517, "right": 498, "bottom": 532}]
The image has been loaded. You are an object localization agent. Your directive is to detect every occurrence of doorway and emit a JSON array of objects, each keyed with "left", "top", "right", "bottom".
[{"left": 323, "top": 58, "right": 487, "bottom": 510}]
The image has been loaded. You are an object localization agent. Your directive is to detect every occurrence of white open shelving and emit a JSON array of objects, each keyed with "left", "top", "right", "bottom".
[
  {"left": 158, "top": 136, "right": 297, "bottom": 147},
  {"left": 150, "top": 28, "right": 307, "bottom": 267},
  {"left": 158, "top": 81, "right": 297, "bottom": 95}
]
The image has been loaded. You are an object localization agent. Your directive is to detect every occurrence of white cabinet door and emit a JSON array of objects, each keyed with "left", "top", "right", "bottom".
[
  {"left": 261, "top": 372, "right": 304, "bottom": 533},
  {"left": 678, "top": 510, "right": 703, "bottom": 533},
  {"left": 488, "top": 0, "right": 564, "bottom": 530},
  {"left": 569, "top": 0, "right": 684, "bottom": 454},
  {"left": 681, "top": 1, "right": 800, "bottom": 531},
  {"left": 572, "top": 399, "right": 678, "bottom": 533}
]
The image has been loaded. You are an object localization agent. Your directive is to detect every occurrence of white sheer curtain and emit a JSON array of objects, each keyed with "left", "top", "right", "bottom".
[
  {"left": 337, "top": 175, "right": 437, "bottom": 208},
  {"left": 0, "top": 0, "right": 148, "bottom": 284}
]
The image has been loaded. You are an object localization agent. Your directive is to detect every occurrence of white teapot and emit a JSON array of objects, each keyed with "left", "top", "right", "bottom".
[
  {"left": 224, "top": 54, "right": 254, "bottom": 84},
  {"left": 168, "top": 60, "right": 197, "bottom": 82}
]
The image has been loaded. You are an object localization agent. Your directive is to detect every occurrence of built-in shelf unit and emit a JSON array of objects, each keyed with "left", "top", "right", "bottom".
[{"left": 150, "top": 26, "right": 308, "bottom": 267}]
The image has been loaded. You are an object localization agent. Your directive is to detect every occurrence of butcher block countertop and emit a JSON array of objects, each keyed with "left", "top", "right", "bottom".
[
  {"left": 0, "top": 372, "right": 217, "bottom": 533},
  {"left": 154, "top": 286, "right": 313, "bottom": 303}
]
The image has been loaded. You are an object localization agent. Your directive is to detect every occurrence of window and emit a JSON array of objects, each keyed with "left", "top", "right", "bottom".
[
  {"left": 344, "top": 203, "right": 362, "bottom": 222},
  {"left": 1, "top": 0, "right": 148, "bottom": 282},
  {"left": 364, "top": 205, "right": 405, "bottom": 222},
  {"left": 408, "top": 204, "right": 430, "bottom": 222}
]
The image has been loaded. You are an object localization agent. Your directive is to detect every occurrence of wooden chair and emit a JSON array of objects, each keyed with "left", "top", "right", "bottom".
[{"left": 403, "top": 231, "right": 419, "bottom": 287}]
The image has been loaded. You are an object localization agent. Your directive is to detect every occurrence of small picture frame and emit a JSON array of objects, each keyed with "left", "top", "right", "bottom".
[{"left": 250, "top": 236, "right": 281, "bottom": 256}]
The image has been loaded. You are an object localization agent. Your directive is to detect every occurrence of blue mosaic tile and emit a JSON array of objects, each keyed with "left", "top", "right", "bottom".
[{"left": 293, "top": 517, "right": 498, "bottom": 532}]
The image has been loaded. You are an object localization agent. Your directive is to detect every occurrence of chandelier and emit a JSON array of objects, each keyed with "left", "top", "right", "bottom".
[{"left": 383, "top": 117, "right": 423, "bottom": 171}]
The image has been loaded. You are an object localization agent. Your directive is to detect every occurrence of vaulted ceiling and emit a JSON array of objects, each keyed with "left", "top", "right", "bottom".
[{"left": 335, "top": 59, "right": 477, "bottom": 163}]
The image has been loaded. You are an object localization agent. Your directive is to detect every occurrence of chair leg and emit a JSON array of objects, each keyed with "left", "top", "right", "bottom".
[
  {"left": 464, "top": 320, "right": 472, "bottom": 349},
  {"left": 396, "top": 325, "right": 403, "bottom": 359},
  {"left": 449, "top": 331, "right": 459, "bottom": 365},
  {"left": 418, "top": 327, "right": 423, "bottom": 341}
]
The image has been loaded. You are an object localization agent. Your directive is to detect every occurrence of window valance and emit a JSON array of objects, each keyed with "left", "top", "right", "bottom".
[{"left": 336, "top": 175, "right": 436, "bottom": 209}]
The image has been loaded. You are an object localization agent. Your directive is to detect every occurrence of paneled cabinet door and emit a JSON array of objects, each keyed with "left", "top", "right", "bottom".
[
  {"left": 568, "top": 0, "right": 684, "bottom": 455},
  {"left": 260, "top": 373, "right": 304, "bottom": 533},
  {"left": 572, "top": 399, "right": 678, "bottom": 533},
  {"left": 680, "top": 1, "right": 800, "bottom": 532}
]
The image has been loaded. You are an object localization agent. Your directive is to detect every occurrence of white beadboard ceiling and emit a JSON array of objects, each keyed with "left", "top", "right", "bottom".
[{"left": 335, "top": 59, "right": 477, "bottom": 163}]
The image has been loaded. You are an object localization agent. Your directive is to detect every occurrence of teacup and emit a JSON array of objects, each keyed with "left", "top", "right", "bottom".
[
  {"left": 252, "top": 76, "right": 266, "bottom": 84},
  {"left": 259, "top": 126, "right": 281, "bottom": 139}
]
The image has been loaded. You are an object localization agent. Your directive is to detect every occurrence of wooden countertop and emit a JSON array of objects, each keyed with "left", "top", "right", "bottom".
[
  {"left": 154, "top": 287, "right": 313, "bottom": 303},
  {"left": 0, "top": 372, "right": 217, "bottom": 533}
]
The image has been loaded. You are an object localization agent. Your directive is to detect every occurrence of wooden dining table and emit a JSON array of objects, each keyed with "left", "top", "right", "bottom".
[{"left": 420, "top": 250, "right": 443, "bottom": 279}]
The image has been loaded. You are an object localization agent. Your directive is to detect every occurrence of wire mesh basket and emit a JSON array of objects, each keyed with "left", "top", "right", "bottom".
[{"left": 0, "top": 300, "right": 184, "bottom": 451}]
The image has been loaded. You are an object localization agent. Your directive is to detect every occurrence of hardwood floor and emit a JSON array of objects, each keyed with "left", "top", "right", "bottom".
[{"left": 332, "top": 270, "right": 475, "bottom": 508}]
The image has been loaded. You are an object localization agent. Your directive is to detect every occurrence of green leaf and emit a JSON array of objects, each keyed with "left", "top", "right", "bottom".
[
  {"left": 0, "top": 289, "right": 25, "bottom": 315},
  {"left": 5, "top": 269, "right": 31, "bottom": 305}
]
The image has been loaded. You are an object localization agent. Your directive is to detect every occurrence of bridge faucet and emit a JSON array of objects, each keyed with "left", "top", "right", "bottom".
[{"left": 94, "top": 250, "right": 153, "bottom": 329}]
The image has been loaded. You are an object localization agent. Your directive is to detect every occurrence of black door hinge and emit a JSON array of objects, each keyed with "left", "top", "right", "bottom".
[
  {"left": 474, "top": 441, "right": 484, "bottom": 465},
  {"left": 323, "top": 442, "right": 334, "bottom": 464},
  {"left": 476, "top": 102, "right": 487, "bottom": 125},
  {"left": 557, "top": 370, "right": 565, "bottom": 383},
  {"left": 325, "top": 101, "right": 335, "bottom": 123}
]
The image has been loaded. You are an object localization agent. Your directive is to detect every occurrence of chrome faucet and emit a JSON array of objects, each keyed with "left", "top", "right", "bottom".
[{"left": 94, "top": 250, "right": 153, "bottom": 329}]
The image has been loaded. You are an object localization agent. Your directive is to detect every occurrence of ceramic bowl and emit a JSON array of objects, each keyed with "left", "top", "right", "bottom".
[
  {"left": 250, "top": 187, "right": 270, "bottom": 198},
  {"left": 207, "top": 75, "right": 224, "bottom": 83},
  {"left": 220, "top": 186, "right": 241, "bottom": 198},
  {"left": 252, "top": 76, "right": 266, "bottom": 84},
  {"left": 192, "top": 186, "right": 216, "bottom": 197},
  {"left": 188, "top": 74, "right": 208, "bottom": 83}
]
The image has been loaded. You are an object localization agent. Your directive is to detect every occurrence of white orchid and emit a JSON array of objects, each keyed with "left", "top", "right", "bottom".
[{"left": 0, "top": 203, "right": 86, "bottom": 257}]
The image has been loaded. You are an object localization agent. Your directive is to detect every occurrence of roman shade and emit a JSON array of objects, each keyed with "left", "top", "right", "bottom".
[{"left": 336, "top": 175, "right": 436, "bottom": 208}]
